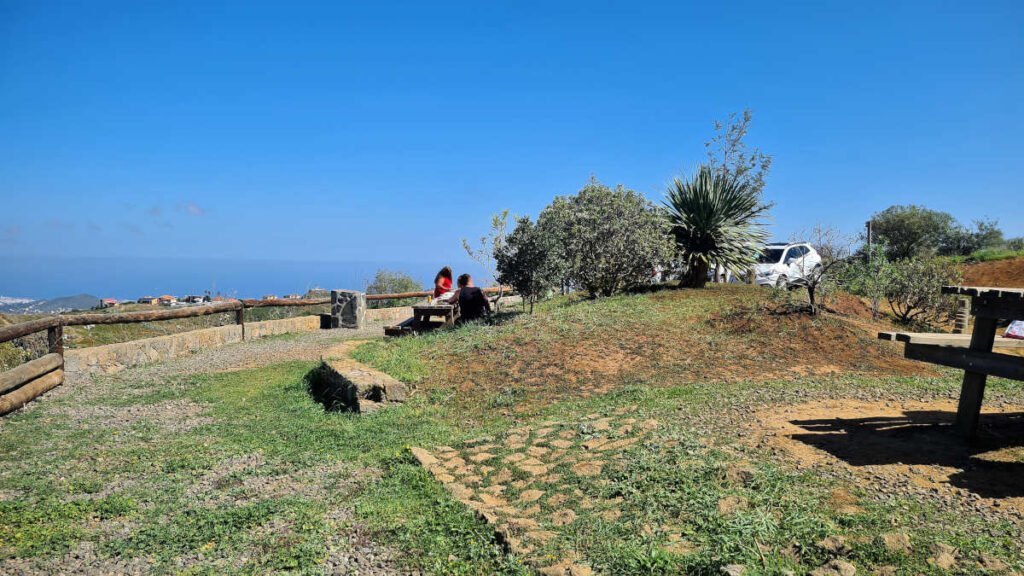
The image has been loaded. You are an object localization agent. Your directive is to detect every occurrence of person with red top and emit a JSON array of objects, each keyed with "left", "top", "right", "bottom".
[{"left": 433, "top": 266, "right": 453, "bottom": 299}]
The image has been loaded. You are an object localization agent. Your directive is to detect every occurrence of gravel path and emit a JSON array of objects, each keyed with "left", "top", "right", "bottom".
[{"left": 64, "top": 322, "right": 387, "bottom": 389}]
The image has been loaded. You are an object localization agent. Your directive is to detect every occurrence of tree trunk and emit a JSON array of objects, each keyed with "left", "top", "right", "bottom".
[
  {"left": 681, "top": 261, "right": 710, "bottom": 288},
  {"left": 807, "top": 285, "right": 818, "bottom": 315}
]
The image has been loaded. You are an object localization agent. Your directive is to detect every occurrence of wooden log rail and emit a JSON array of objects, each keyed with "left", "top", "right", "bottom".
[{"left": 0, "top": 353, "right": 64, "bottom": 415}]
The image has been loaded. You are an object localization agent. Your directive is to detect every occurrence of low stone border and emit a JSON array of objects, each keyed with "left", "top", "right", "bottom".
[
  {"left": 409, "top": 411, "right": 661, "bottom": 575},
  {"left": 308, "top": 341, "right": 410, "bottom": 413}
]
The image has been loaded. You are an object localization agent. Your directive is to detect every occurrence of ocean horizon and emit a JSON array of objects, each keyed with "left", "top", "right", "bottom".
[{"left": 0, "top": 256, "right": 488, "bottom": 301}]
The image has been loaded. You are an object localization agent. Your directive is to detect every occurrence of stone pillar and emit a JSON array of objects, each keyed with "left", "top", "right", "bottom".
[
  {"left": 331, "top": 290, "right": 366, "bottom": 329},
  {"left": 953, "top": 297, "right": 970, "bottom": 334}
]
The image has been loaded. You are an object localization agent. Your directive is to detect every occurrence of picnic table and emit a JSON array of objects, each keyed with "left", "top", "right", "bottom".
[
  {"left": 878, "top": 285, "right": 1024, "bottom": 438},
  {"left": 411, "top": 303, "right": 458, "bottom": 331}
]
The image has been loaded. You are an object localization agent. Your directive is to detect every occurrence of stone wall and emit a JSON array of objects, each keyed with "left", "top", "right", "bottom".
[
  {"left": 365, "top": 306, "right": 415, "bottom": 323},
  {"left": 65, "top": 315, "right": 320, "bottom": 376}
]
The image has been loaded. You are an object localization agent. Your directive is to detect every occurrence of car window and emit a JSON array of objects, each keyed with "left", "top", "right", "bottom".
[
  {"left": 784, "top": 247, "right": 800, "bottom": 261},
  {"left": 758, "top": 248, "right": 784, "bottom": 264}
]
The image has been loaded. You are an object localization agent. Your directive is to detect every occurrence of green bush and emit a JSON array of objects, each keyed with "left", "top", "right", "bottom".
[
  {"left": 538, "top": 178, "right": 672, "bottom": 298},
  {"left": 881, "top": 258, "right": 962, "bottom": 325},
  {"left": 0, "top": 342, "right": 27, "bottom": 372}
]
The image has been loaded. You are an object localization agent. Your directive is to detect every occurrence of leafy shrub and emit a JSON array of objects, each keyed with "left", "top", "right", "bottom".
[
  {"left": 881, "top": 258, "right": 962, "bottom": 325},
  {"left": 539, "top": 178, "right": 672, "bottom": 298},
  {"left": 0, "top": 342, "right": 27, "bottom": 372}
]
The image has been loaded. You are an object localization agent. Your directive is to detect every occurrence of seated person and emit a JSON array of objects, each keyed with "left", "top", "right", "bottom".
[
  {"left": 433, "top": 266, "right": 453, "bottom": 299},
  {"left": 455, "top": 273, "right": 491, "bottom": 322}
]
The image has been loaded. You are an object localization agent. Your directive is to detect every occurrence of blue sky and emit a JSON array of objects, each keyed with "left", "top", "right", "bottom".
[{"left": 2, "top": 0, "right": 1023, "bottom": 270}]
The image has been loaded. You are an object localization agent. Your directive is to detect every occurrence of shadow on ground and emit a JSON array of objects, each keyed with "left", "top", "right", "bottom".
[{"left": 789, "top": 410, "right": 1024, "bottom": 499}]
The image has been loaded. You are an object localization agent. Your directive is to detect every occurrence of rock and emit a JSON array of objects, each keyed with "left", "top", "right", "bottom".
[
  {"left": 518, "top": 489, "right": 544, "bottom": 503},
  {"left": 408, "top": 447, "right": 437, "bottom": 468},
  {"left": 721, "top": 564, "right": 746, "bottom": 576}
]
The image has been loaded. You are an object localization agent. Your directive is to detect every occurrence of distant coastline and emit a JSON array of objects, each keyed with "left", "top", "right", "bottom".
[{"left": 0, "top": 256, "right": 487, "bottom": 302}]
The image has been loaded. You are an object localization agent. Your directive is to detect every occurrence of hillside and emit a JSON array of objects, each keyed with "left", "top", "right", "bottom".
[
  {"left": 354, "top": 286, "right": 929, "bottom": 417},
  {"left": 963, "top": 256, "right": 1024, "bottom": 288},
  {"left": 2, "top": 285, "right": 1022, "bottom": 574},
  {"left": 0, "top": 294, "right": 100, "bottom": 314}
]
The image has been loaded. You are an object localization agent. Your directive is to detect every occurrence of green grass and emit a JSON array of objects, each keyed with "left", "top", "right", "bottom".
[
  {"left": 0, "top": 361, "right": 524, "bottom": 574},
  {"left": 2, "top": 286, "right": 1023, "bottom": 574}
]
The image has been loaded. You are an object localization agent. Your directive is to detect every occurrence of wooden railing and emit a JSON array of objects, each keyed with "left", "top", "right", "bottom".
[{"left": 0, "top": 289, "right": 466, "bottom": 416}]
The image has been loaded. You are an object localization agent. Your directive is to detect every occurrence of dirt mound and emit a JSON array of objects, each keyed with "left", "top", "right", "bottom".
[
  {"left": 438, "top": 289, "right": 932, "bottom": 413},
  {"left": 748, "top": 399, "right": 1024, "bottom": 517},
  {"left": 963, "top": 257, "right": 1024, "bottom": 288}
]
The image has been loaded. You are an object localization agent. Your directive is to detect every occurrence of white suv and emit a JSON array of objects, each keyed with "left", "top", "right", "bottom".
[{"left": 754, "top": 242, "right": 821, "bottom": 288}]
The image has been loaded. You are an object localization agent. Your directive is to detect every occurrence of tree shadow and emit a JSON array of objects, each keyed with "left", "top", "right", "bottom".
[{"left": 788, "top": 410, "right": 1024, "bottom": 499}]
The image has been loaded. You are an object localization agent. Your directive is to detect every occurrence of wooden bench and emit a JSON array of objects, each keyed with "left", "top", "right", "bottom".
[{"left": 879, "top": 286, "right": 1024, "bottom": 438}]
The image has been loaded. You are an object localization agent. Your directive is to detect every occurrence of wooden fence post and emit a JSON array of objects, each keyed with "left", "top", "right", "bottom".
[
  {"left": 47, "top": 322, "right": 64, "bottom": 355},
  {"left": 236, "top": 305, "right": 246, "bottom": 340}
]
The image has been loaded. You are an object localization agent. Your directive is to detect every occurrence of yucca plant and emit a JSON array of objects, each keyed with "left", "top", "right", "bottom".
[{"left": 664, "top": 165, "right": 770, "bottom": 288}]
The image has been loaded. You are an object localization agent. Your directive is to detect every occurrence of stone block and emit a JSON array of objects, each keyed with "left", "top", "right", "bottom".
[
  {"left": 331, "top": 290, "right": 366, "bottom": 329},
  {"left": 307, "top": 359, "right": 409, "bottom": 414}
]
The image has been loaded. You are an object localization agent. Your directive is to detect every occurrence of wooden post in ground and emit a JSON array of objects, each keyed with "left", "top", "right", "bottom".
[
  {"left": 236, "top": 306, "right": 246, "bottom": 340},
  {"left": 47, "top": 322, "right": 64, "bottom": 355},
  {"left": 955, "top": 315, "right": 998, "bottom": 438}
]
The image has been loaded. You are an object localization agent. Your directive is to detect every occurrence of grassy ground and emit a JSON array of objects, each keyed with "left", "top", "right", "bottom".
[{"left": 1, "top": 285, "right": 1022, "bottom": 574}]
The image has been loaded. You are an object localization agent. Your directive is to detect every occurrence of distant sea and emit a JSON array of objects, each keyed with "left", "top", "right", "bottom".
[{"left": 0, "top": 256, "right": 487, "bottom": 301}]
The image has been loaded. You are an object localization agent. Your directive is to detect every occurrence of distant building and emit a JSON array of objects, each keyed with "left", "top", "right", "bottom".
[
  {"left": 183, "top": 295, "right": 204, "bottom": 304},
  {"left": 158, "top": 295, "right": 178, "bottom": 306},
  {"left": 98, "top": 298, "right": 118, "bottom": 308},
  {"left": 137, "top": 296, "right": 158, "bottom": 305},
  {"left": 262, "top": 294, "right": 277, "bottom": 300},
  {"left": 283, "top": 294, "right": 302, "bottom": 300}
]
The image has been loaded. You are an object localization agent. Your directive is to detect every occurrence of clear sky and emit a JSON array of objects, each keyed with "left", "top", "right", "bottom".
[{"left": 2, "top": 0, "right": 1023, "bottom": 271}]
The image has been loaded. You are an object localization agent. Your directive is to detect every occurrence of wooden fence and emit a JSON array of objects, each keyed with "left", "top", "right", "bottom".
[{"left": 0, "top": 288, "right": 494, "bottom": 416}]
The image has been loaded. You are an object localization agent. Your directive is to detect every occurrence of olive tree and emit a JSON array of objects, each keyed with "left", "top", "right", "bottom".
[
  {"left": 792, "top": 225, "right": 852, "bottom": 315},
  {"left": 883, "top": 257, "right": 962, "bottom": 325},
  {"left": 543, "top": 178, "right": 672, "bottom": 298},
  {"left": 495, "top": 217, "right": 558, "bottom": 313}
]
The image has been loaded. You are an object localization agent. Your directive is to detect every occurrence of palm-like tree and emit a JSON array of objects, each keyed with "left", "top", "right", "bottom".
[{"left": 664, "top": 165, "right": 770, "bottom": 288}]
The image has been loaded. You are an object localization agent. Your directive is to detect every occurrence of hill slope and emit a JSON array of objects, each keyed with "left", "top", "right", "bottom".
[{"left": 963, "top": 256, "right": 1024, "bottom": 288}]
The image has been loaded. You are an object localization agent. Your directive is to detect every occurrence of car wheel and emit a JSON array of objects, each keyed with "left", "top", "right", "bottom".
[{"left": 775, "top": 275, "right": 788, "bottom": 288}]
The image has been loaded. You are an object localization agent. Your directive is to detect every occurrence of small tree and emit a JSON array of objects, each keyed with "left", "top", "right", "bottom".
[
  {"left": 365, "top": 269, "right": 423, "bottom": 308},
  {"left": 840, "top": 243, "right": 888, "bottom": 320},
  {"left": 870, "top": 205, "right": 958, "bottom": 261},
  {"left": 546, "top": 178, "right": 672, "bottom": 297},
  {"left": 495, "top": 217, "right": 557, "bottom": 313},
  {"left": 462, "top": 210, "right": 510, "bottom": 286},
  {"left": 882, "top": 258, "right": 962, "bottom": 325},
  {"left": 664, "top": 165, "right": 769, "bottom": 288},
  {"left": 792, "top": 225, "right": 852, "bottom": 315},
  {"left": 705, "top": 109, "right": 773, "bottom": 198}
]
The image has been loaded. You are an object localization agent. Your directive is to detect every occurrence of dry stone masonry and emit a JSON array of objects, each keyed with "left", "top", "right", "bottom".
[
  {"left": 330, "top": 290, "right": 366, "bottom": 329},
  {"left": 410, "top": 410, "right": 662, "bottom": 575},
  {"left": 308, "top": 356, "right": 408, "bottom": 414}
]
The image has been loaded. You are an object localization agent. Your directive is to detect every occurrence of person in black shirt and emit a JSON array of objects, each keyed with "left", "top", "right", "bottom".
[{"left": 455, "top": 273, "right": 491, "bottom": 323}]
